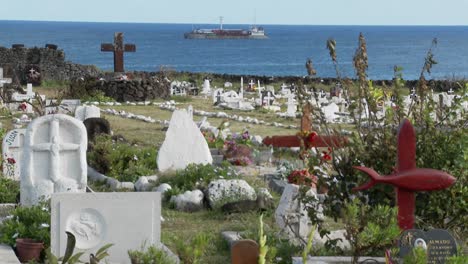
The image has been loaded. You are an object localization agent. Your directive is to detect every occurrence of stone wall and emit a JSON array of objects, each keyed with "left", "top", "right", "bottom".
[
  {"left": 69, "top": 73, "right": 171, "bottom": 102},
  {"left": 0, "top": 45, "right": 100, "bottom": 83}
]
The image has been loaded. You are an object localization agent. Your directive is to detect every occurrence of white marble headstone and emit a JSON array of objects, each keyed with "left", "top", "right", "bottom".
[
  {"left": 51, "top": 192, "right": 161, "bottom": 264},
  {"left": 0, "top": 68, "right": 12, "bottom": 88},
  {"left": 201, "top": 79, "right": 211, "bottom": 94},
  {"left": 157, "top": 109, "right": 212, "bottom": 172},
  {"left": 322, "top": 103, "right": 339, "bottom": 123},
  {"left": 75, "top": 105, "right": 101, "bottom": 121},
  {"left": 20, "top": 114, "right": 87, "bottom": 206},
  {"left": 2, "top": 129, "right": 26, "bottom": 180}
]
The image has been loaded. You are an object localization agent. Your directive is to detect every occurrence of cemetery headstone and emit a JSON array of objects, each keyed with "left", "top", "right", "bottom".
[
  {"left": 353, "top": 119, "right": 456, "bottom": 229},
  {"left": 51, "top": 192, "right": 162, "bottom": 263},
  {"left": 21, "top": 114, "right": 87, "bottom": 206},
  {"left": 83, "top": 118, "right": 111, "bottom": 142},
  {"left": 399, "top": 229, "right": 457, "bottom": 263},
  {"left": 101, "top": 32, "right": 136, "bottom": 72},
  {"left": 0, "top": 68, "right": 12, "bottom": 88},
  {"left": 75, "top": 105, "right": 101, "bottom": 121},
  {"left": 157, "top": 109, "right": 212, "bottom": 172},
  {"left": 231, "top": 239, "right": 259, "bottom": 264},
  {"left": 2, "top": 129, "right": 26, "bottom": 180},
  {"left": 201, "top": 78, "right": 211, "bottom": 94}
]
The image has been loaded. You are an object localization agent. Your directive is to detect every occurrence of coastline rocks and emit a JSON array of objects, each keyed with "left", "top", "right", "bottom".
[
  {"left": 207, "top": 179, "right": 257, "bottom": 209},
  {"left": 170, "top": 190, "right": 204, "bottom": 212}
]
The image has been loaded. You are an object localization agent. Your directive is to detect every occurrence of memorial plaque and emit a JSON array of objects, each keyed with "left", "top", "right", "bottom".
[{"left": 399, "top": 229, "right": 458, "bottom": 263}]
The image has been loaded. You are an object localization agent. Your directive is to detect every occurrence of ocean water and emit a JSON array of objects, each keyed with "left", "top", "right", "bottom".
[{"left": 1, "top": 20, "right": 467, "bottom": 80}]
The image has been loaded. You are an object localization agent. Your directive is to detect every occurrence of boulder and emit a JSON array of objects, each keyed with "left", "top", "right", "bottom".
[
  {"left": 153, "top": 183, "right": 172, "bottom": 194},
  {"left": 170, "top": 190, "right": 204, "bottom": 212},
  {"left": 207, "top": 179, "right": 256, "bottom": 209}
]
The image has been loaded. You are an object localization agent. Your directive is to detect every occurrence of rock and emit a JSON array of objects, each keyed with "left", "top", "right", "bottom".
[
  {"left": 251, "top": 135, "right": 263, "bottom": 145},
  {"left": 157, "top": 109, "right": 212, "bottom": 172},
  {"left": 120, "top": 182, "right": 135, "bottom": 190},
  {"left": 268, "top": 178, "right": 287, "bottom": 194},
  {"left": 207, "top": 179, "right": 256, "bottom": 209},
  {"left": 170, "top": 190, "right": 204, "bottom": 212},
  {"left": 135, "top": 176, "right": 151, "bottom": 191},
  {"left": 221, "top": 231, "right": 242, "bottom": 248},
  {"left": 153, "top": 183, "right": 172, "bottom": 194}
]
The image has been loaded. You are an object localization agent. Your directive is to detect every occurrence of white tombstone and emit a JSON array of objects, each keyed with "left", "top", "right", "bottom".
[
  {"left": 322, "top": 103, "right": 339, "bottom": 122},
  {"left": 224, "top": 82, "right": 232, "bottom": 88},
  {"left": 201, "top": 79, "right": 211, "bottom": 94},
  {"left": 157, "top": 109, "right": 212, "bottom": 172},
  {"left": 2, "top": 129, "right": 26, "bottom": 180},
  {"left": 275, "top": 184, "right": 317, "bottom": 245},
  {"left": 26, "top": 83, "right": 34, "bottom": 96},
  {"left": 20, "top": 114, "right": 87, "bottom": 206},
  {"left": 51, "top": 192, "right": 162, "bottom": 264},
  {"left": 239, "top": 77, "right": 244, "bottom": 99},
  {"left": 75, "top": 105, "right": 101, "bottom": 121},
  {"left": 286, "top": 94, "right": 297, "bottom": 116},
  {"left": 0, "top": 68, "right": 12, "bottom": 88}
]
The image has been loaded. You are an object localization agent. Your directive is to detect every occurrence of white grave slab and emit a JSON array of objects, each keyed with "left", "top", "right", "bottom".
[
  {"left": 286, "top": 94, "right": 297, "bottom": 116},
  {"left": 21, "top": 114, "right": 87, "bottom": 206},
  {"left": 322, "top": 103, "right": 339, "bottom": 122},
  {"left": 51, "top": 192, "right": 161, "bottom": 264},
  {"left": 2, "top": 129, "right": 26, "bottom": 180},
  {"left": 157, "top": 109, "right": 212, "bottom": 172},
  {"left": 75, "top": 105, "right": 101, "bottom": 121}
]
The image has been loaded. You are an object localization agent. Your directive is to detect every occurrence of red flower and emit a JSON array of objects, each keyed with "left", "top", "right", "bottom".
[
  {"left": 287, "top": 169, "right": 317, "bottom": 187},
  {"left": 307, "top": 132, "right": 318, "bottom": 143},
  {"left": 19, "top": 103, "right": 27, "bottom": 111},
  {"left": 6, "top": 158, "right": 16, "bottom": 164}
]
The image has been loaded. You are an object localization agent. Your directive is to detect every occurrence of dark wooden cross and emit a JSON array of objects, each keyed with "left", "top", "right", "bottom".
[
  {"left": 101, "top": 32, "right": 136, "bottom": 72},
  {"left": 263, "top": 103, "right": 348, "bottom": 149},
  {"left": 353, "top": 119, "right": 456, "bottom": 230}
]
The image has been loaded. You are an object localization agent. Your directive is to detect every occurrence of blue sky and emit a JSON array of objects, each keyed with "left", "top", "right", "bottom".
[{"left": 2, "top": 0, "right": 468, "bottom": 25}]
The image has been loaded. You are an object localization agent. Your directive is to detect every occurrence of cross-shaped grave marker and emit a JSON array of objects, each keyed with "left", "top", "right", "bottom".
[
  {"left": 0, "top": 68, "right": 12, "bottom": 88},
  {"left": 353, "top": 119, "right": 456, "bottom": 230},
  {"left": 263, "top": 103, "right": 348, "bottom": 149},
  {"left": 101, "top": 32, "right": 136, "bottom": 72}
]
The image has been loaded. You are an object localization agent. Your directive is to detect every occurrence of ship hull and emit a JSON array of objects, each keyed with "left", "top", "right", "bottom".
[{"left": 184, "top": 33, "right": 268, "bottom": 39}]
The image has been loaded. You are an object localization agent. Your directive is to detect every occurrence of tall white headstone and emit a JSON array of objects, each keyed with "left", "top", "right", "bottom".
[
  {"left": 286, "top": 94, "right": 297, "bottom": 116},
  {"left": 157, "top": 109, "right": 212, "bottom": 172},
  {"left": 51, "top": 192, "right": 163, "bottom": 264},
  {"left": 21, "top": 114, "right": 88, "bottom": 206},
  {"left": 75, "top": 105, "right": 101, "bottom": 121},
  {"left": 2, "top": 129, "right": 26, "bottom": 180},
  {"left": 201, "top": 79, "right": 211, "bottom": 94},
  {"left": 322, "top": 103, "right": 339, "bottom": 123}
]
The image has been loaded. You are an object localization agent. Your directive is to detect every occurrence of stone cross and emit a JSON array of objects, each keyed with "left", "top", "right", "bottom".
[
  {"left": 21, "top": 114, "right": 87, "bottom": 206},
  {"left": 353, "top": 119, "right": 456, "bottom": 230},
  {"left": 248, "top": 79, "right": 255, "bottom": 89},
  {"left": 101, "top": 32, "right": 136, "bottom": 72},
  {"left": 264, "top": 91, "right": 274, "bottom": 106}
]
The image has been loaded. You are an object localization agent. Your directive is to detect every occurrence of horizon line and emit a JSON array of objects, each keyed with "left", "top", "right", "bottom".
[{"left": 1, "top": 19, "right": 467, "bottom": 27}]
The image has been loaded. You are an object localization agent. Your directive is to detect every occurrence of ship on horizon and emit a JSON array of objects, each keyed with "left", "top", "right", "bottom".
[{"left": 184, "top": 17, "right": 268, "bottom": 40}]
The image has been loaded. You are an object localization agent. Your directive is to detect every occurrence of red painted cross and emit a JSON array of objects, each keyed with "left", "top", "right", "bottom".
[
  {"left": 262, "top": 103, "right": 348, "bottom": 149},
  {"left": 353, "top": 119, "right": 456, "bottom": 230},
  {"left": 101, "top": 32, "right": 136, "bottom": 73}
]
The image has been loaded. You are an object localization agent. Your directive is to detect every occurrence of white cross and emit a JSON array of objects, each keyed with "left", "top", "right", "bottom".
[
  {"left": 264, "top": 92, "right": 274, "bottom": 105},
  {"left": 31, "top": 118, "right": 80, "bottom": 184},
  {"left": 249, "top": 79, "right": 255, "bottom": 88},
  {"left": 0, "top": 68, "right": 12, "bottom": 88}
]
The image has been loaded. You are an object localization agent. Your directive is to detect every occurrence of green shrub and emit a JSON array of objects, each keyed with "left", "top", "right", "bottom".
[
  {"left": 158, "top": 163, "right": 237, "bottom": 193},
  {"left": 128, "top": 244, "right": 176, "bottom": 264},
  {"left": 0, "top": 200, "right": 51, "bottom": 247},
  {"left": 87, "top": 135, "right": 157, "bottom": 182},
  {"left": 0, "top": 178, "right": 19, "bottom": 203},
  {"left": 173, "top": 233, "right": 210, "bottom": 264}
]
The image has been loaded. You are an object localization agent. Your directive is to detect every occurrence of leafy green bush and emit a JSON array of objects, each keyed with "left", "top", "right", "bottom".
[
  {"left": 173, "top": 233, "right": 210, "bottom": 264},
  {"left": 128, "top": 245, "right": 176, "bottom": 264},
  {"left": 300, "top": 34, "right": 467, "bottom": 251},
  {"left": 0, "top": 178, "right": 19, "bottom": 203},
  {"left": 0, "top": 200, "right": 51, "bottom": 247},
  {"left": 158, "top": 163, "right": 237, "bottom": 193},
  {"left": 87, "top": 135, "right": 157, "bottom": 182}
]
